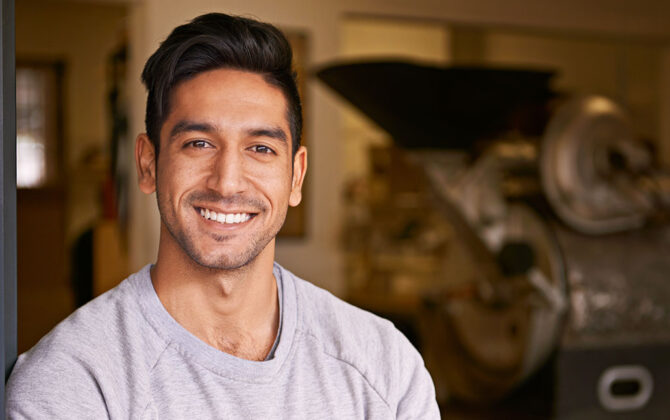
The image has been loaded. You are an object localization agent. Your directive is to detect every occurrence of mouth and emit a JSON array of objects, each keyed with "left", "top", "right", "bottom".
[{"left": 196, "top": 206, "right": 257, "bottom": 225}]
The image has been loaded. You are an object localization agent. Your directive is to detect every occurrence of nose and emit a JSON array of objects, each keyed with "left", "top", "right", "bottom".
[{"left": 206, "top": 147, "right": 247, "bottom": 195}]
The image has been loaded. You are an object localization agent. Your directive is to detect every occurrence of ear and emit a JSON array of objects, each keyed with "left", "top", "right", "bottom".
[
  {"left": 135, "top": 133, "right": 157, "bottom": 194},
  {"left": 289, "top": 146, "right": 307, "bottom": 207}
]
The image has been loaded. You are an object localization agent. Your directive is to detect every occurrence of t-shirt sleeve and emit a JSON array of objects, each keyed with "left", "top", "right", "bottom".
[
  {"left": 5, "top": 350, "right": 109, "bottom": 419},
  {"left": 392, "top": 334, "right": 441, "bottom": 419}
]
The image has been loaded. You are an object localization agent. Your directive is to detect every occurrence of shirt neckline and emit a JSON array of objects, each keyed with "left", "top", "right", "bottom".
[{"left": 132, "top": 263, "right": 297, "bottom": 383}]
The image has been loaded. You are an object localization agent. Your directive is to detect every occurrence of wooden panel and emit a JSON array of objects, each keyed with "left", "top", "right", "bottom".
[
  {"left": 93, "top": 220, "right": 129, "bottom": 296},
  {"left": 17, "top": 187, "right": 71, "bottom": 353}
]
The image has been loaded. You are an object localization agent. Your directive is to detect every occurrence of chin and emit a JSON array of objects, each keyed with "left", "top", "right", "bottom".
[
  {"left": 183, "top": 239, "right": 270, "bottom": 271},
  {"left": 161, "top": 209, "right": 281, "bottom": 272},
  {"left": 192, "top": 255, "right": 256, "bottom": 271}
]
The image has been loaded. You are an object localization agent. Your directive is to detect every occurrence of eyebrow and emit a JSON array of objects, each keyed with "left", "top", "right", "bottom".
[
  {"left": 248, "top": 127, "right": 287, "bottom": 143},
  {"left": 168, "top": 121, "right": 216, "bottom": 140},
  {"left": 168, "top": 120, "right": 288, "bottom": 144}
]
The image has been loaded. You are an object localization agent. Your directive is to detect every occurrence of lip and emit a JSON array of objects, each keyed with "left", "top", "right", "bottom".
[{"left": 193, "top": 204, "right": 259, "bottom": 215}]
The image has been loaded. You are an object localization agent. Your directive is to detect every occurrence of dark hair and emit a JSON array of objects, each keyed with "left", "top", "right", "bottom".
[{"left": 141, "top": 13, "right": 302, "bottom": 157}]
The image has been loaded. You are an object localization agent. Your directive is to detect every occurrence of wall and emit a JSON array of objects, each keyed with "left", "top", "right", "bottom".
[
  {"left": 16, "top": 0, "right": 128, "bottom": 243},
  {"left": 485, "top": 31, "right": 663, "bottom": 140},
  {"left": 126, "top": 0, "right": 670, "bottom": 296}
]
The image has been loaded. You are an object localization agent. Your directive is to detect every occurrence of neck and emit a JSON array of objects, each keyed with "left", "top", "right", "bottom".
[{"left": 151, "top": 225, "right": 279, "bottom": 361}]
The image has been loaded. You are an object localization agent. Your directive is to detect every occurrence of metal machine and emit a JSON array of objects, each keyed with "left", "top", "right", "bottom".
[{"left": 318, "top": 61, "right": 670, "bottom": 418}]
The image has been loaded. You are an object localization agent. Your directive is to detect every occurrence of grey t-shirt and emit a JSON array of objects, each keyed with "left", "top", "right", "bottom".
[{"left": 6, "top": 263, "right": 439, "bottom": 419}]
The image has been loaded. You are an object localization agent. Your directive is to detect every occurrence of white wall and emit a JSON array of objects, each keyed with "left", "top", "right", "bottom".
[{"left": 126, "top": 0, "right": 670, "bottom": 295}]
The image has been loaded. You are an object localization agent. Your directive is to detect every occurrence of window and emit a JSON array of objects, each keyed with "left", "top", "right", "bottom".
[{"left": 16, "top": 63, "right": 62, "bottom": 188}]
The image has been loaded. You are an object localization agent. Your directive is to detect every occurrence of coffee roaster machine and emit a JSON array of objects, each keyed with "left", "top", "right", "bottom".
[{"left": 318, "top": 61, "right": 670, "bottom": 418}]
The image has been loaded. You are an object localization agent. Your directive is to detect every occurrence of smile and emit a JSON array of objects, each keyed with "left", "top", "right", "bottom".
[{"left": 198, "top": 207, "right": 254, "bottom": 225}]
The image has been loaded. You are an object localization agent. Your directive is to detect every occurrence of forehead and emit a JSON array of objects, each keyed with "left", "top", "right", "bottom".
[{"left": 162, "top": 68, "right": 291, "bottom": 138}]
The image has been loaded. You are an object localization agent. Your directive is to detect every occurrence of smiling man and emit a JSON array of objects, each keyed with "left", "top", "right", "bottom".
[{"left": 6, "top": 13, "right": 439, "bottom": 419}]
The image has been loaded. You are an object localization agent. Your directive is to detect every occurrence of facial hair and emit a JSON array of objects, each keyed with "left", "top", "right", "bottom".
[{"left": 156, "top": 187, "right": 287, "bottom": 271}]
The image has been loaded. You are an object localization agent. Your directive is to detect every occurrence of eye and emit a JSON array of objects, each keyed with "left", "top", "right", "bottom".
[
  {"left": 250, "top": 145, "right": 276, "bottom": 154},
  {"left": 185, "top": 140, "right": 212, "bottom": 149}
]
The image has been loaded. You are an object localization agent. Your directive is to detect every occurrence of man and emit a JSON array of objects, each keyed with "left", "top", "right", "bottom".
[{"left": 6, "top": 13, "right": 439, "bottom": 418}]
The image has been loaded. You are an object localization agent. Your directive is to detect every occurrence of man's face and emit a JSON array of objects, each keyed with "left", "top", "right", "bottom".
[{"left": 136, "top": 68, "right": 307, "bottom": 270}]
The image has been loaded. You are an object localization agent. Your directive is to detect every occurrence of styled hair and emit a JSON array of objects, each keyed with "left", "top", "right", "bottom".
[{"left": 141, "top": 13, "right": 302, "bottom": 157}]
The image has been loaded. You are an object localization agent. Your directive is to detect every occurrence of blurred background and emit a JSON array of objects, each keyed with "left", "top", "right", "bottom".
[{"left": 14, "top": 0, "right": 670, "bottom": 417}]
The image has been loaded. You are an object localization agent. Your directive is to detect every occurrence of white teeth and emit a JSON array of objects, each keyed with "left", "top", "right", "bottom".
[{"left": 199, "top": 208, "right": 252, "bottom": 225}]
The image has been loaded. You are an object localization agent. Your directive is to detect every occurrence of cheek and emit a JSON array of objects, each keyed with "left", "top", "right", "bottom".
[
  {"left": 156, "top": 159, "right": 204, "bottom": 200},
  {"left": 251, "top": 164, "right": 293, "bottom": 199}
]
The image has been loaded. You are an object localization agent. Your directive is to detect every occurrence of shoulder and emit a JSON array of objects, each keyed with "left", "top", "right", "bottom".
[
  {"left": 292, "top": 272, "right": 401, "bottom": 360},
  {"left": 280, "top": 265, "right": 440, "bottom": 418},
  {"left": 15, "top": 267, "right": 160, "bottom": 361},
  {"left": 6, "top": 266, "right": 164, "bottom": 417}
]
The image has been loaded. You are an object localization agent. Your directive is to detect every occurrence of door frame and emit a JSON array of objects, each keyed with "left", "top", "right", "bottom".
[{"left": 1, "top": 0, "right": 18, "bottom": 411}]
